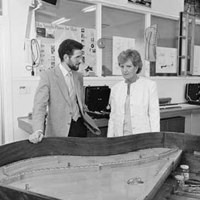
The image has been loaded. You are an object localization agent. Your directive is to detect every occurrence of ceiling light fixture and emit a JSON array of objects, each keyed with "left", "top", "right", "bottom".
[
  {"left": 82, "top": 5, "right": 96, "bottom": 13},
  {"left": 51, "top": 17, "right": 71, "bottom": 25}
]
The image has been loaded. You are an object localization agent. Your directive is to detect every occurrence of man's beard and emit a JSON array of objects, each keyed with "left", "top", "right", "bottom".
[{"left": 68, "top": 61, "right": 80, "bottom": 71}]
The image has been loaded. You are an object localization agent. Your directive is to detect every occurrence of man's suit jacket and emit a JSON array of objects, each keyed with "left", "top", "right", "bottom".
[{"left": 32, "top": 66, "right": 100, "bottom": 137}]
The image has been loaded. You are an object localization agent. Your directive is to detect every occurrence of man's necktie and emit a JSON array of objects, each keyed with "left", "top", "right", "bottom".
[
  {"left": 67, "top": 72, "right": 80, "bottom": 121},
  {"left": 68, "top": 72, "right": 75, "bottom": 99}
]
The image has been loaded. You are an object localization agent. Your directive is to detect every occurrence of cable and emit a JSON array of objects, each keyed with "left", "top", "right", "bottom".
[{"left": 25, "top": 38, "right": 41, "bottom": 76}]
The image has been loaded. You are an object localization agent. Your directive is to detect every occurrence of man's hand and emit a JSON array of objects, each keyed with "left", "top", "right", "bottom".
[
  {"left": 95, "top": 129, "right": 101, "bottom": 136},
  {"left": 29, "top": 130, "right": 44, "bottom": 144}
]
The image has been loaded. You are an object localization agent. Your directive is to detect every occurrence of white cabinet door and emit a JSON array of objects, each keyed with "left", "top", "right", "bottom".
[{"left": 191, "top": 113, "right": 200, "bottom": 135}]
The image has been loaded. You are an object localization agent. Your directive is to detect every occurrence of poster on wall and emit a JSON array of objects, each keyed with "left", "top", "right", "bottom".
[
  {"left": 155, "top": 47, "right": 177, "bottom": 74},
  {"left": 112, "top": 36, "right": 135, "bottom": 75},
  {"left": 79, "top": 27, "right": 96, "bottom": 75},
  {"left": 55, "top": 25, "right": 81, "bottom": 66},
  {"left": 128, "top": 0, "right": 151, "bottom": 8},
  {"left": 36, "top": 22, "right": 96, "bottom": 76},
  {"left": 37, "top": 38, "right": 55, "bottom": 74}
]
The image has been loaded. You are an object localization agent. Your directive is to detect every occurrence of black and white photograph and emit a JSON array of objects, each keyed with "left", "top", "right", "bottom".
[{"left": 1, "top": 0, "right": 200, "bottom": 200}]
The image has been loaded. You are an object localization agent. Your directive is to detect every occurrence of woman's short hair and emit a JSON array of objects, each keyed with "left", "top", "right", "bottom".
[
  {"left": 118, "top": 49, "right": 143, "bottom": 74},
  {"left": 58, "top": 39, "right": 83, "bottom": 62}
]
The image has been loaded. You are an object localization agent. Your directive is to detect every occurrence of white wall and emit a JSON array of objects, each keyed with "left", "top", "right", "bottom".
[
  {"left": 13, "top": 77, "right": 39, "bottom": 141},
  {"left": 0, "top": 0, "right": 14, "bottom": 144},
  {"left": 84, "top": 76, "right": 200, "bottom": 104},
  {"left": 153, "top": 77, "right": 200, "bottom": 103},
  {"left": 152, "top": 0, "right": 184, "bottom": 17},
  {"left": 2, "top": 0, "right": 33, "bottom": 143},
  {"left": 88, "top": 0, "right": 184, "bottom": 17},
  {"left": 9, "top": 0, "right": 32, "bottom": 78}
]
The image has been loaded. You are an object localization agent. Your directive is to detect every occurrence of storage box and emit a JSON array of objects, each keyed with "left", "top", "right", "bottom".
[
  {"left": 85, "top": 86, "right": 110, "bottom": 112},
  {"left": 185, "top": 83, "right": 200, "bottom": 105}
]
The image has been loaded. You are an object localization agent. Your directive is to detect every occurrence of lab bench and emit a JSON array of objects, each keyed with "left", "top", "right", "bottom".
[{"left": 17, "top": 103, "right": 200, "bottom": 136}]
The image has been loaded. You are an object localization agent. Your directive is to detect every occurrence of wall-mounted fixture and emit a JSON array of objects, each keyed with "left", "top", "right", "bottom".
[
  {"left": 97, "top": 38, "right": 105, "bottom": 49},
  {"left": 82, "top": 5, "right": 96, "bottom": 13}
]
